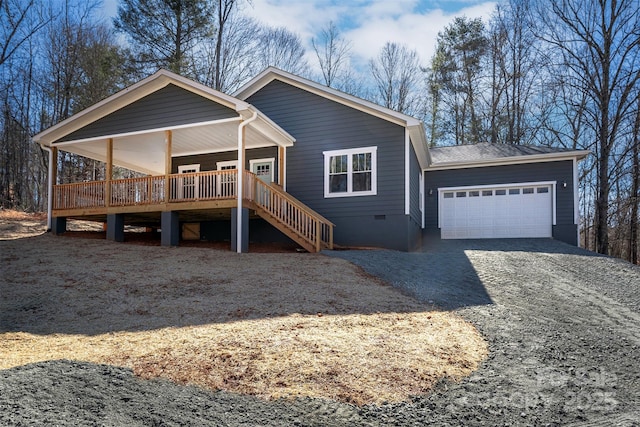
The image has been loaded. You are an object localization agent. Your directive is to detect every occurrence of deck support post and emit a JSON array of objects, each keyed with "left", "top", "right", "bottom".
[
  {"left": 231, "top": 207, "right": 248, "bottom": 253},
  {"left": 161, "top": 211, "right": 179, "bottom": 247},
  {"left": 106, "top": 213, "right": 125, "bottom": 242},
  {"left": 52, "top": 216, "right": 66, "bottom": 235}
]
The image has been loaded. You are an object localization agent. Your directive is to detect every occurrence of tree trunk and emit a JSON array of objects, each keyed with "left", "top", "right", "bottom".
[{"left": 630, "top": 99, "right": 640, "bottom": 264}]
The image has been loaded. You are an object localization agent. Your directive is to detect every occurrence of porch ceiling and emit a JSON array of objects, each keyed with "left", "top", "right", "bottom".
[{"left": 52, "top": 116, "right": 294, "bottom": 176}]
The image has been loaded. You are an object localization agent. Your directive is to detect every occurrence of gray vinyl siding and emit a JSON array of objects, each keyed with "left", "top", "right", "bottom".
[
  {"left": 172, "top": 147, "right": 278, "bottom": 176},
  {"left": 58, "top": 84, "right": 237, "bottom": 143},
  {"left": 424, "top": 160, "right": 577, "bottom": 245},
  {"left": 247, "top": 80, "right": 411, "bottom": 250}
]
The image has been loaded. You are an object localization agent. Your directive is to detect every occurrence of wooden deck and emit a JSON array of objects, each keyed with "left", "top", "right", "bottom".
[{"left": 53, "top": 170, "right": 334, "bottom": 252}]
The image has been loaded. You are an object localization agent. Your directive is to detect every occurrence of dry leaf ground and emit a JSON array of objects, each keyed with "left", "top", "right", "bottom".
[{"left": 0, "top": 210, "right": 487, "bottom": 406}]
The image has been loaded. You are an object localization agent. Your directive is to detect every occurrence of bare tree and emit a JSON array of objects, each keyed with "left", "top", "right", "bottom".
[
  {"left": 197, "top": 12, "right": 258, "bottom": 92},
  {"left": 487, "top": 0, "right": 541, "bottom": 145},
  {"left": 312, "top": 21, "right": 351, "bottom": 89},
  {"left": 211, "top": 0, "right": 248, "bottom": 90},
  {"left": 369, "top": 42, "right": 423, "bottom": 115},
  {"left": 542, "top": 0, "right": 640, "bottom": 255},
  {"left": 255, "top": 26, "right": 309, "bottom": 76},
  {"left": 0, "top": 0, "right": 48, "bottom": 67},
  {"left": 629, "top": 96, "right": 639, "bottom": 264}
]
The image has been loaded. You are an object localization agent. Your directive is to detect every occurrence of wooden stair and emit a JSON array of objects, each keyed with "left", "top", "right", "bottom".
[{"left": 243, "top": 171, "right": 334, "bottom": 253}]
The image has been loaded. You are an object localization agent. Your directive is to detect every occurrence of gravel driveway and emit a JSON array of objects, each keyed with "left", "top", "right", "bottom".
[
  {"left": 327, "top": 238, "right": 640, "bottom": 425},
  {"left": 2, "top": 237, "right": 639, "bottom": 426}
]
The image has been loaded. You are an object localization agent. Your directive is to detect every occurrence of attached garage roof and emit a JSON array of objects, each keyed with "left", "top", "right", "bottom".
[{"left": 429, "top": 143, "right": 590, "bottom": 170}]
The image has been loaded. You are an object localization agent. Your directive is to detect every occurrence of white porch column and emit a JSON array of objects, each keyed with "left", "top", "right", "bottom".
[
  {"left": 105, "top": 138, "right": 113, "bottom": 207},
  {"left": 236, "top": 111, "right": 258, "bottom": 253},
  {"left": 165, "top": 130, "right": 172, "bottom": 203}
]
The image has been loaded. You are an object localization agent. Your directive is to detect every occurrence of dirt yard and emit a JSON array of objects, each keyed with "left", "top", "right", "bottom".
[{"left": 0, "top": 211, "right": 487, "bottom": 424}]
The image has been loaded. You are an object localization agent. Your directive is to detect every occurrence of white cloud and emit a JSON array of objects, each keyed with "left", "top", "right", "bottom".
[
  {"left": 347, "top": 2, "right": 496, "bottom": 68},
  {"left": 245, "top": 0, "right": 496, "bottom": 74},
  {"left": 103, "top": 0, "right": 496, "bottom": 76},
  {"left": 243, "top": 0, "right": 347, "bottom": 41}
]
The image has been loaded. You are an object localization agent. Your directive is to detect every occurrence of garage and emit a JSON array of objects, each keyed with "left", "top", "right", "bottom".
[{"left": 438, "top": 182, "right": 554, "bottom": 239}]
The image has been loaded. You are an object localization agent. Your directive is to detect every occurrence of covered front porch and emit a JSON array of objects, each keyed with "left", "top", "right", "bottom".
[
  {"left": 50, "top": 168, "right": 333, "bottom": 252},
  {"left": 34, "top": 69, "right": 333, "bottom": 252}
]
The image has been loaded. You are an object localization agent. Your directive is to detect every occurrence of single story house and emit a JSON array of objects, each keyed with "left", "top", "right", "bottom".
[{"left": 33, "top": 68, "right": 589, "bottom": 252}]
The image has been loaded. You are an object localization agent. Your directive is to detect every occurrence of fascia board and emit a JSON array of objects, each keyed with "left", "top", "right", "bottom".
[
  {"left": 408, "top": 124, "right": 430, "bottom": 169},
  {"left": 425, "top": 150, "right": 591, "bottom": 171},
  {"left": 166, "top": 71, "right": 250, "bottom": 111},
  {"left": 247, "top": 108, "right": 296, "bottom": 147}
]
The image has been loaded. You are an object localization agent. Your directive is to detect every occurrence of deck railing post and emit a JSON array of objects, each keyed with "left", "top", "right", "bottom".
[{"left": 147, "top": 176, "right": 153, "bottom": 204}]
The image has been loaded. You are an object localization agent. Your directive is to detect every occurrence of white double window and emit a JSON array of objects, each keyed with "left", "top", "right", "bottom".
[{"left": 323, "top": 146, "right": 377, "bottom": 198}]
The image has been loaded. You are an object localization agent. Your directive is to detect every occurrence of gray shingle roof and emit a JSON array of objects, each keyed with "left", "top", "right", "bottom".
[{"left": 429, "top": 143, "right": 575, "bottom": 164}]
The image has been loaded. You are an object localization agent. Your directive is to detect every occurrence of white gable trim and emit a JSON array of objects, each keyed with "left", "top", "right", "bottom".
[
  {"left": 34, "top": 69, "right": 253, "bottom": 146},
  {"left": 236, "top": 67, "right": 421, "bottom": 128},
  {"left": 405, "top": 129, "right": 410, "bottom": 215},
  {"left": 235, "top": 67, "right": 430, "bottom": 170}
]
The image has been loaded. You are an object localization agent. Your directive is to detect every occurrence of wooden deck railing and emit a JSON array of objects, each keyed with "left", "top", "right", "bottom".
[
  {"left": 167, "top": 169, "right": 237, "bottom": 202},
  {"left": 54, "top": 181, "right": 106, "bottom": 210},
  {"left": 244, "top": 170, "right": 334, "bottom": 251},
  {"left": 53, "top": 170, "right": 238, "bottom": 210},
  {"left": 110, "top": 176, "right": 165, "bottom": 206},
  {"left": 52, "top": 170, "right": 334, "bottom": 252}
]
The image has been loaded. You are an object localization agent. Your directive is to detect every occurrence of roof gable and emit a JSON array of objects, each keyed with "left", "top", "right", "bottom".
[
  {"left": 235, "top": 67, "right": 420, "bottom": 127},
  {"left": 34, "top": 69, "right": 252, "bottom": 146},
  {"left": 235, "top": 67, "right": 430, "bottom": 168},
  {"left": 58, "top": 84, "right": 237, "bottom": 143}
]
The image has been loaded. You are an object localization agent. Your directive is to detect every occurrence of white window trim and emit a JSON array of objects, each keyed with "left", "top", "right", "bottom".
[
  {"left": 323, "top": 146, "right": 377, "bottom": 198},
  {"left": 249, "top": 157, "right": 276, "bottom": 170},
  {"left": 216, "top": 160, "right": 238, "bottom": 170},
  {"left": 177, "top": 164, "right": 200, "bottom": 200},
  {"left": 178, "top": 164, "right": 200, "bottom": 174}
]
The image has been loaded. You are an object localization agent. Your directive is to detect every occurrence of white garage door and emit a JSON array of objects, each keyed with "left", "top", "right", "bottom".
[{"left": 439, "top": 183, "right": 554, "bottom": 239}]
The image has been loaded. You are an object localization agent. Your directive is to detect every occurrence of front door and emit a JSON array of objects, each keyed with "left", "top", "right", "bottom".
[
  {"left": 250, "top": 158, "right": 275, "bottom": 207},
  {"left": 177, "top": 164, "right": 200, "bottom": 200},
  {"left": 250, "top": 158, "right": 275, "bottom": 184}
]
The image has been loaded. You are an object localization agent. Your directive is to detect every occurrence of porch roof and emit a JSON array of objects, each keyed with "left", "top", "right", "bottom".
[{"left": 33, "top": 70, "right": 295, "bottom": 175}]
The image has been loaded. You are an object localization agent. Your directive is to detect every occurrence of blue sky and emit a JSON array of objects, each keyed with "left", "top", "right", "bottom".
[{"left": 100, "top": 0, "right": 496, "bottom": 70}]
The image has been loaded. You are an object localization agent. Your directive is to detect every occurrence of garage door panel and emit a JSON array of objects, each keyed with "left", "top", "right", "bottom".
[{"left": 439, "top": 184, "right": 552, "bottom": 239}]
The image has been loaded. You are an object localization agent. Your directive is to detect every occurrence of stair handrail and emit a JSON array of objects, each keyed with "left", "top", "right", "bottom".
[{"left": 244, "top": 170, "right": 334, "bottom": 250}]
